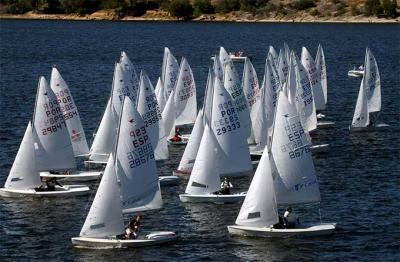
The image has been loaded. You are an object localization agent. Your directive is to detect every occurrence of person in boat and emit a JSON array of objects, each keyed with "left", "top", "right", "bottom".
[
  {"left": 35, "top": 177, "right": 62, "bottom": 191},
  {"left": 125, "top": 215, "right": 141, "bottom": 239},
  {"left": 358, "top": 64, "right": 364, "bottom": 71},
  {"left": 273, "top": 216, "right": 286, "bottom": 229},
  {"left": 170, "top": 128, "right": 182, "bottom": 142},
  {"left": 283, "top": 207, "right": 299, "bottom": 229},
  {"left": 219, "top": 177, "right": 233, "bottom": 195}
]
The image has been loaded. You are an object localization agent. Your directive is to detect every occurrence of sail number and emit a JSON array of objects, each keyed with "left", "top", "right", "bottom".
[
  {"left": 41, "top": 122, "right": 67, "bottom": 135},
  {"left": 288, "top": 146, "right": 310, "bottom": 159},
  {"left": 127, "top": 144, "right": 154, "bottom": 168}
]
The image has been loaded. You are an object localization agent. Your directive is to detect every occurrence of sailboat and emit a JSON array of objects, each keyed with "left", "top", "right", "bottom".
[
  {"left": 350, "top": 48, "right": 389, "bottom": 132},
  {"left": 164, "top": 57, "right": 197, "bottom": 145},
  {"left": 0, "top": 121, "right": 90, "bottom": 197},
  {"left": 301, "top": 47, "right": 335, "bottom": 129},
  {"left": 227, "top": 91, "right": 336, "bottom": 237},
  {"left": 71, "top": 97, "right": 177, "bottom": 248}
]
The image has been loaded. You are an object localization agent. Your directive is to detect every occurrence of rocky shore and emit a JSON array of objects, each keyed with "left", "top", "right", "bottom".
[{"left": 1, "top": 10, "right": 399, "bottom": 23}]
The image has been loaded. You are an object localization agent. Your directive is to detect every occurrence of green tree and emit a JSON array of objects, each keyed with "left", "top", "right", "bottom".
[
  {"left": 215, "top": 0, "right": 240, "bottom": 13},
  {"left": 168, "top": 0, "right": 193, "bottom": 19},
  {"left": 192, "top": 0, "right": 214, "bottom": 15},
  {"left": 381, "top": 0, "right": 398, "bottom": 18},
  {"left": 292, "top": 0, "right": 315, "bottom": 10},
  {"left": 364, "top": 0, "right": 382, "bottom": 16}
]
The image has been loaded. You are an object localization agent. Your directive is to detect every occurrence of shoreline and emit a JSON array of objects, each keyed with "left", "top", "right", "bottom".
[{"left": 1, "top": 12, "right": 399, "bottom": 24}]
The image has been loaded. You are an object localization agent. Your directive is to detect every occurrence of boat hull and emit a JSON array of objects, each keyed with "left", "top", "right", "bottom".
[
  {"left": 317, "top": 121, "right": 335, "bottom": 129},
  {"left": 40, "top": 171, "right": 102, "bottom": 182},
  {"left": 227, "top": 223, "right": 336, "bottom": 238},
  {"left": 172, "top": 170, "right": 191, "bottom": 179},
  {"left": 179, "top": 192, "right": 246, "bottom": 203},
  {"left": 167, "top": 135, "right": 190, "bottom": 146},
  {"left": 349, "top": 123, "right": 390, "bottom": 132},
  {"left": 348, "top": 70, "right": 364, "bottom": 77},
  {"left": 310, "top": 144, "right": 330, "bottom": 153},
  {"left": 159, "top": 175, "right": 179, "bottom": 186},
  {"left": 71, "top": 231, "right": 178, "bottom": 249},
  {"left": 0, "top": 185, "right": 90, "bottom": 197},
  {"left": 84, "top": 160, "right": 107, "bottom": 168}
]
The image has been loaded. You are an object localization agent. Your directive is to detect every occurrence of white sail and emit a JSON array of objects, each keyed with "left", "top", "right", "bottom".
[
  {"left": 268, "top": 46, "right": 279, "bottom": 67},
  {"left": 242, "top": 58, "right": 262, "bottom": 144},
  {"left": 185, "top": 123, "right": 221, "bottom": 195},
  {"left": 33, "top": 77, "right": 76, "bottom": 171},
  {"left": 155, "top": 77, "right": 168, "bottom": 112},
  {"left": 174, "top": 57, "right": 197, "bottom": 126},
  {"left": 364, "top": 48, "right": 381, "bottom": 113},
  {"left": 80, "top": 154, "right": 124, "bottom": 238},
  {"left": 213, "top": 54, "right": 224, "bottom": 81},
  {"left": 177, "top": 109, "right": 205, "bottom": 173},
  {"left": 112, "top": 62, "right": 136, "bottom": 117},
  {"left": 224, "top": 60, "right": 252, "bottom": 139},
  {"left": 263, "top": 57, "right": 282, "bottom": 135},
  {"left": 4, "top": 122, "right": 42, "bottom": 190},
  {"left": 351, "top": 79, "right": 369, "bottom": 128},
  {"left": 137, "top": 71, "right": 168, "bottom": 160},
  {"left": 252, "top": 88, "right": 268, "bottom": 151},
  {"left": 120, "top": 51, "right": 140, "bottom": 104},
  {"left": 293, "top": 54, "right": 317, "bottom": 132},
  {"left": 161, "top": 89, "right": 176, "bottom": 139},
  {"left": 211, "top": 77, "right": 252, "bottom": 176},
  {"left": 203, "top": 68, "right": 215, "bottom": 125},
  {"left": 271, "top": 92, "right": 321, "bottom": 205},
  {"left": 219, "top": 46, "right": 231, "bottom": 68},
  {"left": 277, "top": 49, "right": 289, "bottom": 85},
  {"left": 116, "top": 97, "right": 162, "bottom": 213},
  {"left": 89, "top": 98, "right": 117, "bottom": 162},
  {"left": 161, "top": 47, "right": 179, "bottom": 99},
  {"left": 285, "top": 54, "right": 298, "bottom": 105},
  {"left": 315, "top": 44, "right": 327, "bottom": 105},
  {"left": 301, "top": 47, "right": 325, "bottom": 111},
  {"left": 236, "top": 150, "right": 278, "bottom": 227},
  {"left": 50, "top": 67, "right": 89, "bottom": 156}
]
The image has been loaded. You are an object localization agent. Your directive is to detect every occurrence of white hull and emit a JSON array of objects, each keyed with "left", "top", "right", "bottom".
[
  {"left": 317, "top": 121, "right": 335, "bottom": 129},
  {"left": 310, "top": 144, "right": 330, "bottom": 153},
  {"left": 348, "top": 69, "right": 364, "bottom": 77},
  {"left": 211, "top": 55, "right": 246, "bottom": 62},
  {"left": 40, "top": 171, "right": 102, "bottom": 182},
  {"left": 84, "top": 160, "right": 107, "bottom": 168},
  {"left": 159, "top": 175, "right": 179, "bottom": 186},
  {"left": 227, "top": 223, "right": 336, "bottom": 238},
  {"left": 349, "top": 123, "right": 390, "bottom": 132},
  {"left": 0, "top": 185, "right": 90, "bottom": 197},
  {"left": 179, "top": 192, "right": 246, "bottom": 203},
  {"left": 172, "top": 170, "right": 191, "bottom": 179},
  {"left": 71, "top": 231, "right": 178, "bottom": 249}
]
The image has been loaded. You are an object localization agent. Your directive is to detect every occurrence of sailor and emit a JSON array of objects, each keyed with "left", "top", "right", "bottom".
[
  {"left": 125, "top": 215, "right": 141, "bottom": 239},
  {"left": 46, "top": 177, "right": 62, "bottom": 191},
  {"left": 358, "top": 64, "right": 364, "bottom": 71},
  {"left": 170, "top": 128, "right": 182, "bottom": 142},
  {"left": 220, "top": 177, "right": 233, "bottom": 195},
  {"left": 283, "top": 207, "right": 299, "bottom": 229}
]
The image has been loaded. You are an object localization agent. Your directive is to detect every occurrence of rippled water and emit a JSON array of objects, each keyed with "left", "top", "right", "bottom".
[{"left": 0, "top": 20, "right": 399, "bottom": 261}]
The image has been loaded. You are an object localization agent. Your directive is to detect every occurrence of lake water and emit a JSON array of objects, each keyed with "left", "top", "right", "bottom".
[{"left": 0, "top": 20, "right": 399, "bottom": 261}]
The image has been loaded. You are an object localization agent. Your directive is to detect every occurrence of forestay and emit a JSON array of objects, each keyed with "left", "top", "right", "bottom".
[
  {"left": 136, "top": 71, "right": 168, "bottom": 160},
  {"left": 89, "top": 99, "right": 118, "bottom": 162},
  {"left": 174, "top": 57, "right": 197, "bottom": 126},
  {"left": 185, "top": 123, "right": 220, "bottom": 195},
  {"left": 50, "top": 67, "right": 89, "bottom": 156},
  {"left": 235, "top": 150, "right": 278, "bottom": 227},
  {"left": 271, "top": 92, "right": 321, "bottom": 205},
  {"left": 80, "top": 155, "right": 124, "bottom": 238},
  {"left": 301, "top": 47, "right": 325, "bottom": 111},
  {"left": 116, "top": 97, "right": 162, "bottom": 213},
  {"left": 5, "top": 122, "right": 42, "bottom": 190},
  {"left": 33, "top": 77, "right": 76, "bottom": 171},
  {"left": 211, "top": 77, "right": 252, "bottom": 177}
]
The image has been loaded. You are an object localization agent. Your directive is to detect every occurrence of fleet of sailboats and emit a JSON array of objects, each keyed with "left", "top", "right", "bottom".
[{"left": 3, "top": 43, "right": 389, "bottom": 247}]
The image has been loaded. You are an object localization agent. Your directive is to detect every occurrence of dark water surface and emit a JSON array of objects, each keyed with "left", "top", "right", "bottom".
[{"left": 0, "top": 20, "right": 399, "bottom": 261}]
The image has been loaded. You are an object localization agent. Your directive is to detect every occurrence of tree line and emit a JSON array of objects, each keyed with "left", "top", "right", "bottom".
[{"left": 1, "top": 0, "right": 398, "bottom": 20}]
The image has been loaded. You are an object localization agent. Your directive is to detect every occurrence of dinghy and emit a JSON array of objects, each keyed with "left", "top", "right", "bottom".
[
  {"left": 179, "top": 124, "right": 246, "bottom": 204},
  {"left": 0, "top": 122, "right": 90, "bottom": 198},
  {"left": 32, "top": 76, "right": 101, "bottom": 182},
  {"left": 228, "top": 91, "right": 336, "bottom": 238},
  {"left": 348, "top": 67, "right": 364, "bottom": 78},
  {"left": 350, "top": 48, "right": 389, "bottom": 132},
  {"left": 71, "top": 97, "right": 177, "bottom": 248}
]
